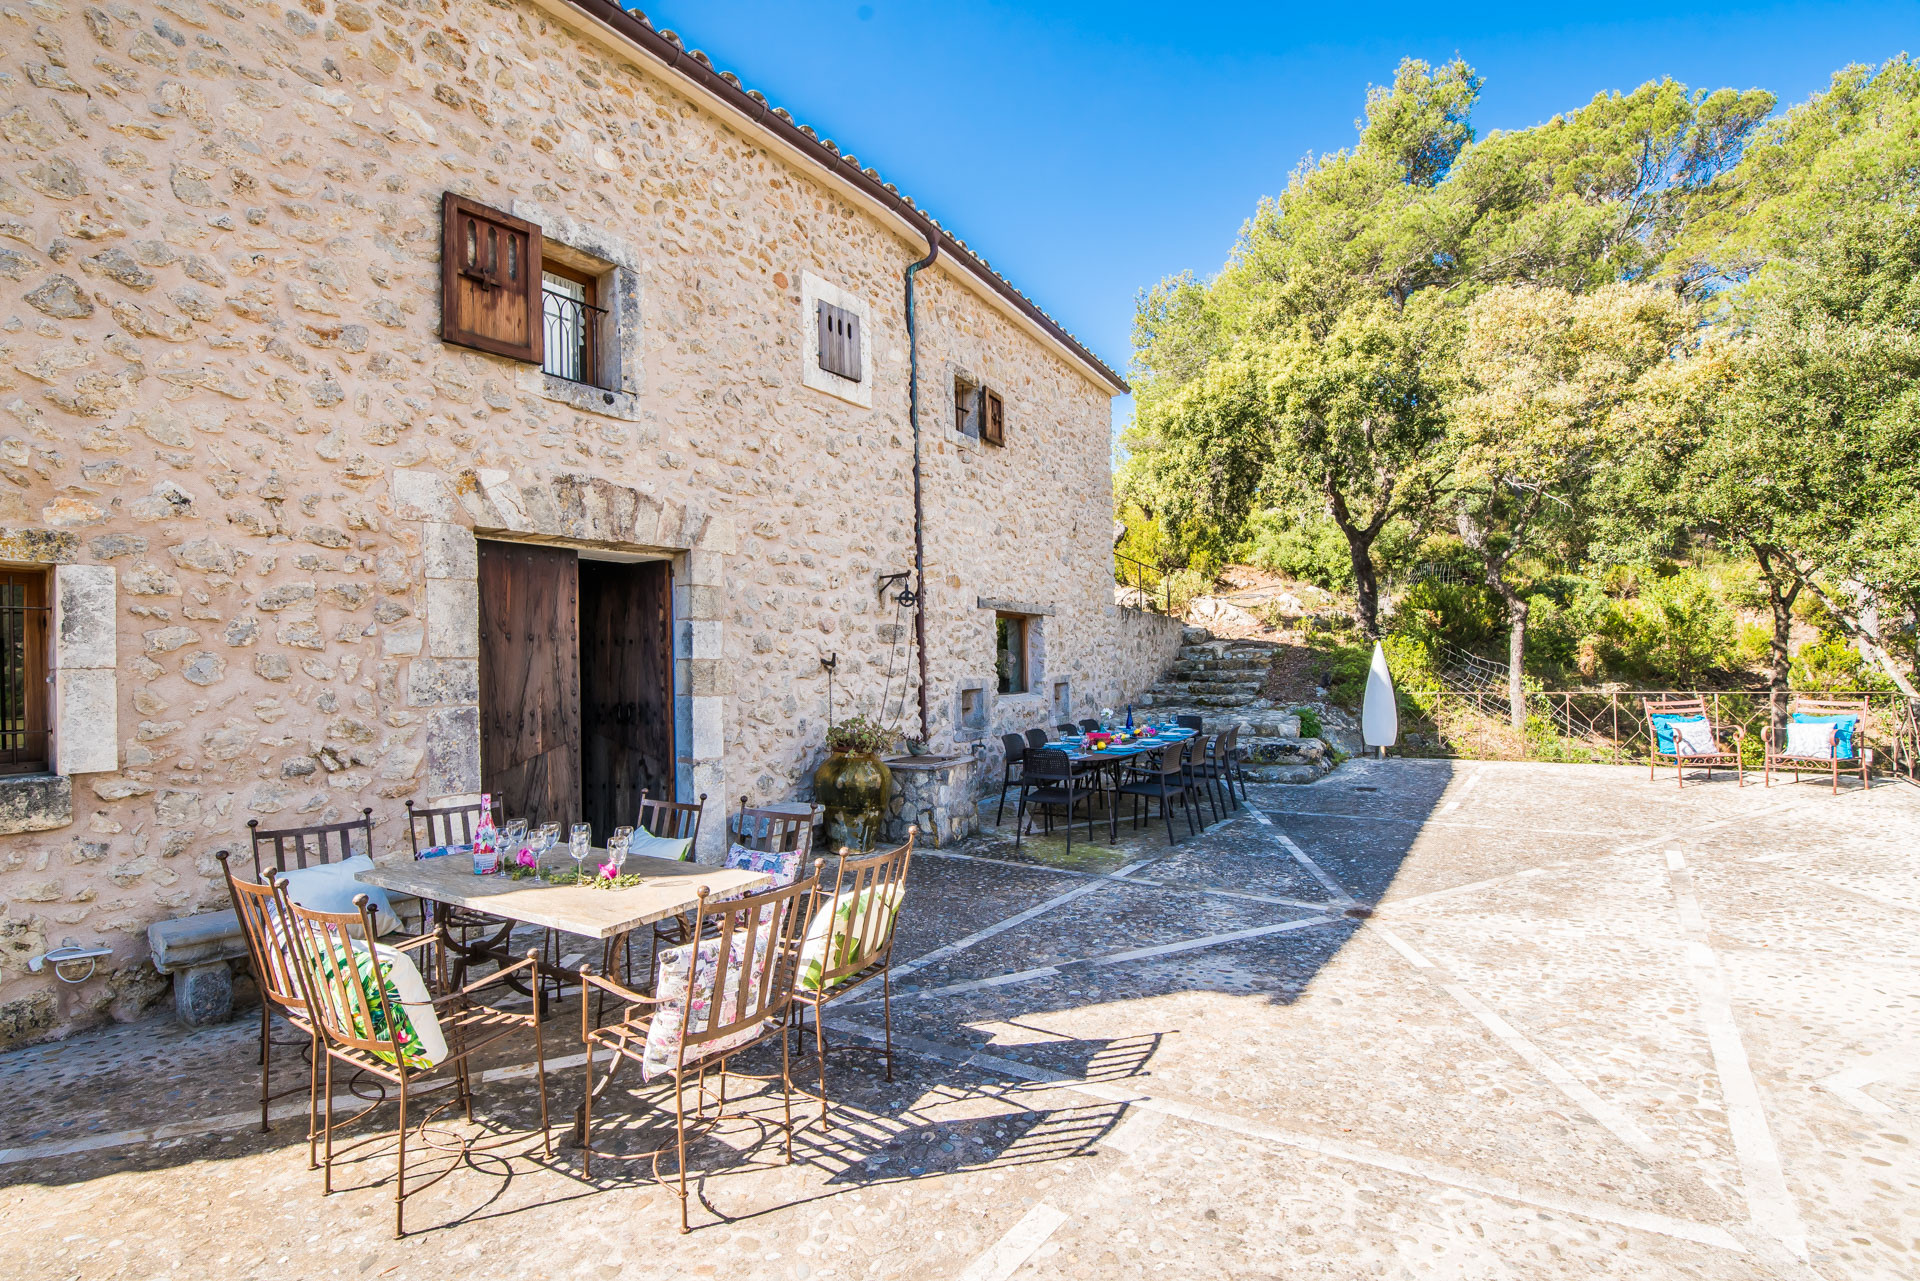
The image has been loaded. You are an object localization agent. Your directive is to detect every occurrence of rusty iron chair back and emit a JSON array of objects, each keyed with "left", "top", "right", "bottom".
[
  {"left": 733, "top": 797, "right": 813, "bottom": 857},
  {"left": 1764, "top": 695, "right": 1872, "bottom": 794},
  {"left": 1641, "top": 695, "right": 1744, "bottom": 789},
  {"left": 578, "top": 865, "right": 821, "bottom": 1232},
  {"left": 217, "top": 850, "right": 319, "bottom": 1144},
  {"left": 404, "top": 796, "right": 500, "bottom": 856},
  {"left": 274, "top": 883, "right": 549, "bottom": 1237},
  {"left": 639, "top": 790, "right": 707, "bottom": 843},
  {"left": 249, "top": 808, "right": 373, "bottom": 881},
  {"left": 790, "top": 830, "right": 916, "bottom": 1121}
]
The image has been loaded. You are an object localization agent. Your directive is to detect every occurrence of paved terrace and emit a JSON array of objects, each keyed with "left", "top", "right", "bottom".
[{"left": 1, "top": 760, "right": 1916, "bottom": 1279}]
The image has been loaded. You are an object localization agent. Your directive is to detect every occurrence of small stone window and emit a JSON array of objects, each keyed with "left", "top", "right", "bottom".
[
  {"left": 1053, "top": 680, "right": 1072, "bottom": 724},
  {"left": 996, "top": 613, "right": 1030, "bottom": 696},
  {"left": 801, "top": 272, "right": 873, "bottom": 407},
  {"left": 954, "top": 375, "right": 980, "bottom": 437},
  {"left": 959, "top": 685, "right": 987, "bottom": 733},
  {"left": 0, "top": 568, "right": 49, "bottom": 775}
]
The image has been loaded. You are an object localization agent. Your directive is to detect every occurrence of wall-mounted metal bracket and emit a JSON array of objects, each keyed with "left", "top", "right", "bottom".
[{"left": 28, "top": 938, "right": 114, "bottom": 983}]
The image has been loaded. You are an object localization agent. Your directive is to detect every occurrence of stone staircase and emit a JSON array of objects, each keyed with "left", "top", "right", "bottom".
[{"left": 1136, "top": 628, "right": 1341, "bottom": 784}]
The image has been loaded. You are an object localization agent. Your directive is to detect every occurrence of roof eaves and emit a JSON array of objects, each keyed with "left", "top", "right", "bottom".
[{"left": 550, "top": 0, "right": 1130, "bottom": 396}]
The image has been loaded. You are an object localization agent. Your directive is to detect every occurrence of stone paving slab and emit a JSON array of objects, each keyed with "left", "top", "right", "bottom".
[{"left": 0, "top": 759, "right": 1916, "bottom": 1279}]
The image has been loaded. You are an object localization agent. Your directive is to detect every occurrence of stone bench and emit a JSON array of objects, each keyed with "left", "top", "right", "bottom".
[{"left": 149, "top": 910, "right": 248, "bottom": 1027}]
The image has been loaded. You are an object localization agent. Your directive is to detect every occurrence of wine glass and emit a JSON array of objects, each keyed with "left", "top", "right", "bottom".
[
  {"left": 535, "top": 822, "right": 559, "bottom": 875},
  {"left": 608, "top": 826, "right": 635, "bottom": 876},
  {"left": 570, "top": 823, "right": 592, "bottom": 877}
]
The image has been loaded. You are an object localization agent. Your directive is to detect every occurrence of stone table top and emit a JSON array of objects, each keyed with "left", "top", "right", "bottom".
[{"left": 355, "top": 855, "right": 771, "bottom": 940}]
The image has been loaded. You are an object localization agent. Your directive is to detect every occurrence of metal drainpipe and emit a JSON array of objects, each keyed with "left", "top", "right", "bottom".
[{"left": 904, "top": 227, "right": 941, "bottom": 743}]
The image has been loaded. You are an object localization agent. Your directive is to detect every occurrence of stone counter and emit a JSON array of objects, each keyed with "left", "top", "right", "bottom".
[{"left": 883, "top": 755, "right": 981, "bottom": 848}]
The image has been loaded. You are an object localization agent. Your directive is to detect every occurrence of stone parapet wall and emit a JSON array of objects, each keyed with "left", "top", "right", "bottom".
[{"left": 0, "top": 0, "right": 1147, "bottom": 1044}]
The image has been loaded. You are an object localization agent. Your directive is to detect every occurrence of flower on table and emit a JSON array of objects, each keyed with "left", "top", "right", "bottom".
[
  {"left": 598, "top": 862, "right": 619, "bottom": 880},
  {"left": 515, "top": 847, "right": 539, "bottom": 871}
]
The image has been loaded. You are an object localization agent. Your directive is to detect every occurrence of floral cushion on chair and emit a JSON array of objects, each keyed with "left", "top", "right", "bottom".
[
  {"left": 797, "top": 884, "right": 903, "bottom": 992},
  {"left": 707, "top": 842, "right": 804, "bottom": 905},
  {"left": 308, "top": 938, "right": 447, "bottom": 1070},
  {"left": 640, "top": 926, "right": 778, "bottom": 1081}
]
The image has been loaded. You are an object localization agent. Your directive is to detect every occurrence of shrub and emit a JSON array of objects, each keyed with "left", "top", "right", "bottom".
[
  {"left": 1242, "top": 509, "right": 1416, "bottom": 592},
  {"left": 1791, "top": 637, "right": 1891, "bottom": 692},
  {"left": 1394, "top": 579, "right": 1504, "bottom": 654},
  {"left": 1588, "top": 569, "right": 1736, "bottom": 686},
  {"left": 1296, "top": 707, "right": 1323, "bottom": 739}
]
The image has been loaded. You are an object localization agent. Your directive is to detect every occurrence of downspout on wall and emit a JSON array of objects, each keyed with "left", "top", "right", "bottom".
[{"left": 904, "top": 227, "right": 941, "bottom": 743}]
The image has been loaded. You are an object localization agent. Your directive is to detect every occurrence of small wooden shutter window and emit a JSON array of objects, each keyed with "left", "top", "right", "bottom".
[
  {"left": 817, "top": 301, "right": 861, "bottom": 381},
  {"left": 982, "top": 389, "right": 1006, "bottom": 446},
  {"left": 441, "top": 192, "right": 544, "bottom": 364}
]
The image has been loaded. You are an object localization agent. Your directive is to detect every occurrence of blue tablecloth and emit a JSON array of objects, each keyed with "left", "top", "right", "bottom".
[{"left": 1048, "top": 727, "right": 1196, "bottom": 765}]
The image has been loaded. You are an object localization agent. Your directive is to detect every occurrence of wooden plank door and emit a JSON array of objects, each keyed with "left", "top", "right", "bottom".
[
  {"left": 578, "top": 559, "right": 675, "bottom": 840},
  {"left": 477, "top": 541, "right": 580, "bottom": 826}
]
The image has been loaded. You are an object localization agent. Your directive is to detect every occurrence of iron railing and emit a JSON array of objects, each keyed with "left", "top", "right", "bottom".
[
  {"left": 541, "top": 287, "right": 608, "bottom": 387},
  {"left": 1113, "top": 553, "right": 1172, "bottom": 614},
  {"left": 1393, "top": 687, "right": 1917, "bottom": 777},
  {"left": 0, "top": 571, "right": 49, "bottom": 774}
]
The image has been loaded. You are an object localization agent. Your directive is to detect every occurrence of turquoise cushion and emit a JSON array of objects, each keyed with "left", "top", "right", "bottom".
[
  {"left": 1650, "top": 714, "right": 1706, "bottom": 756},
  {"left": 1790, "top": 713, "right": 1858, "bottom": 758}
]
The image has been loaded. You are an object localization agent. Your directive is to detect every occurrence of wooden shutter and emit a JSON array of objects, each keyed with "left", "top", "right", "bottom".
[
  {"left": 817, "top": 301, "right": 861, "bottom": 380},
  {"left": 441, "top": 192, "right": 544, "bottom": 364},
  {"left": 982, "top": 388, "right": 1006, "bottom": 446}
]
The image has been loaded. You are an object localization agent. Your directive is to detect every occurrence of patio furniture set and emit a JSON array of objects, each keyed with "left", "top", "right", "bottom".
[
  {"left": 215, "top": 792, "right": 917, "bottom": 1237},
  {"left": 1644, "top": 694, "right": 1875, "bottom": 792},
  {"left": 995, "top": 716, "right": 1248, "bottom": 852}
]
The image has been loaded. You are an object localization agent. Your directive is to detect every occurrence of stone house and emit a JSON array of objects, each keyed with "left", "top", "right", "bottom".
[{"left": 0, "top": 0, "right": 1184, "bottom": 1045}]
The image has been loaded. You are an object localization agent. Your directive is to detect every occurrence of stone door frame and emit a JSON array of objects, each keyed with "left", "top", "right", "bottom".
[{"left": 391, "top": 467, "right": 734, "bottom": 862}]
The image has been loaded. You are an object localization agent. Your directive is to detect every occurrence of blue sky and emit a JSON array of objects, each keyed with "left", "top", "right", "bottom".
[{"left": 642, "top": 2, "right": 1917, "bottom": 426}]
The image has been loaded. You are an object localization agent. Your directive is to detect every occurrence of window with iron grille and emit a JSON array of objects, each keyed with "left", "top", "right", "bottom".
[
  {"left": 0, "top": 569, "right": 49, "bottom": 775},
  {"left": 817, "top": 301, "right": 861, "bottom": 381},
  {"left": 542, "top": 265, "right": 607, "bottom": 388}
]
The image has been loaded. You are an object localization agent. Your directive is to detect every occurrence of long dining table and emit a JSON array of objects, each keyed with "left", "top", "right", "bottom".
[
  {"left": 356, "top": 851, "right": 773, "bottom": 993},
  {"left": 1040, "top": 726, "right": 1199, "bottom": 841}
]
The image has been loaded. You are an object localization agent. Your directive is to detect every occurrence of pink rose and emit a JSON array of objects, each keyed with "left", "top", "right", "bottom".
[
  {"left": 598, "top": 862, "right": 618, "bottom": 880},
  {"left": 515, "top": 847, "right": 538, "bottom": 870}
]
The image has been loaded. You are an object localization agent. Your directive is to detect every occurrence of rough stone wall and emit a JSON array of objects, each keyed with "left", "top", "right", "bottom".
[{"left": 0, "top": 0, "right": 1171, "bottom": 1043}]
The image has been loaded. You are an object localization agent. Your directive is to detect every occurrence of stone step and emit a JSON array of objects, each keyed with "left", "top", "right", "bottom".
[
  {"left": 1170, "top": 659, "right": 1269, "bottom": 676},
  {"left": 1175, "top": 676, "right": 1266, "bottom": 693}
]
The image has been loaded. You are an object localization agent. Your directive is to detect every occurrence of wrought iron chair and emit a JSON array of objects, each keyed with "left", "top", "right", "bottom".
[
  {"left": 1642, "top": 695, "right": 1744, "bottom": 789},
  {"left": 405, "top": 797, "right": 514, "bottom": 987},
  {"left": 639, "top": 789, "right": 707, "bottom": 847},
  {"left": 1116, "top": 750, "right": 1198, "bottom": 845},
  {"left": 640, "top": 799, "right": 811, "bottom": 994},
  {"left": 578, "top": 868, "right": 819, "bottom": 1233},
  {"left": 1014, "top": 746, "right": 1096, "bottom": 854},
  {"left": 249, "top": 808, "right": 374, "bottom": 881},
  {"left": 218, "top": 851, "right": 320, "bottom": 1149},
  {"left": 276, "top": 886, "right": 550, "bottom": 1238},
  {"left": 789, "top": 830, "right": 915, "bottom": 1122},
  {"left": 1763, "top": 696, "right": 1871, "bottom": 793},
  {"left": 995, "top": 731, "right": 1029, "bottom": 826}
]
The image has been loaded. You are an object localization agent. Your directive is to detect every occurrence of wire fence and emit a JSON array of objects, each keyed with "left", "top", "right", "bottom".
[{"left": 1394, "top": 687, "right": 1920, "bottom": 779}]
